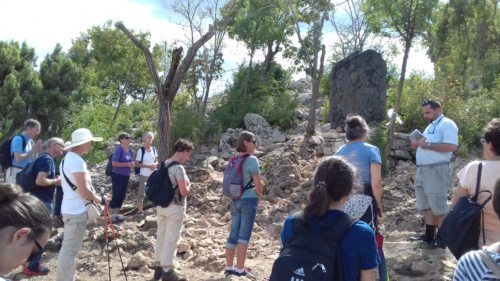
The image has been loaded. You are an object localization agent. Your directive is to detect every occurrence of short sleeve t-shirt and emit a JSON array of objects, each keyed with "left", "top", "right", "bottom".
[
  {"left": 241, "top": 155, "right": 259, "bottom": 199},
  {"left": 456, "top": 160, "right": 500, "bottom": 245},
  {"left": 10, "top": 133, "right": 33, "bottom": 168},
  {"left": 135, "top": 147, "right": 158, "bottom": 177},
  {"left": 164, "top": 159, "right": 190, "bottom": 206},
  {"left": 112, "top": 146, "right": 133, "bottom": 176},
  {"left": 30, "top": 153, "right": 56, "bottom": 203},
  {"left": 335, "top": 142, "right": 382, "bottom": 186},
  {"left": 60, "top": 151, "right": 90, "bottom": 215},
  {"left": 416, "top": 115, "right": 459, "bottom": 165},
  {"left": 281, "top": 210, "right": 379, "bottom": 280}
]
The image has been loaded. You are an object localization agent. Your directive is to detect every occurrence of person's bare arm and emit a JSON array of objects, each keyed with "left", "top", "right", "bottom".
[
  {"left": 370, "top": 163, "right": 383, "bottom": 215},
  {"left": 177, "top": 179, "right": 191, "bottom": 197},
  {"left": 35, "top": 172, "right": 61, "bottom": 187},
  {"left": 360, "top": 268, "right": 377, "bottom": 281},
  {"left": 73, "top": 172, "right": 103, "bottom": 203},
  {"left": 253, "top": 175, "right": 262, "bottom": 199}
]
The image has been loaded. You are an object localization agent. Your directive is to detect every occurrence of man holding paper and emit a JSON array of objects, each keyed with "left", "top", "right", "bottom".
[{"left": 411, "top": 100, "right": 458, "bottom": 248}]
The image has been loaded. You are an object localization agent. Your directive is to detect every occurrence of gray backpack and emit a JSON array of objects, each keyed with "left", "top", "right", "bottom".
[{"left": 222, "top": 154, "right": 254, "bottom": 199}]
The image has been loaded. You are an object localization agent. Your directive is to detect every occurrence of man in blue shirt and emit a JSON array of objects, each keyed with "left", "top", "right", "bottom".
[
  {"left": 411, "top": 100, "right": 458, "bottom": 248},
  {"left": 6, "top": 119, "right": 43, "bottom": 184},
  {"left": 23, "top": 137, "right": 65, "bottom": 276}
]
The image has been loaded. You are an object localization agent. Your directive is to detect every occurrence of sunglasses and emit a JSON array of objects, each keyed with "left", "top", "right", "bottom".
[
  {"left": 121, "top": 136, "right": 131, "bottom": 140},
  {"left": 480, "top": 138, "right": 487, "bottom": 145},
  {"left": 27, "top": 232, "right": 44, "bottom": 262},
  {"left": 249, "top": 140, "right": 257, "bottom": 145}
]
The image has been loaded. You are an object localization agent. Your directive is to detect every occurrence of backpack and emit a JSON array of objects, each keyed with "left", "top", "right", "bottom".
[
  {"left": 16, "top": 154, "right": 43, "bottom": 193},
  {"left": 438, "top": 162, "right": 492, "bottom": 259},
  {"left": 135, "top": 147, "right": 157, "bottom": 175},
  {"left": 145, "top": 161, "right": 179, "bottom": 207},
  {"left": 0, "top": 135, "right": 27, "bottom": 171},
  {"left": 269, "top": 213, "right": 356, "bottom": 281},
  {"left": 222, "top": 154, "right": 254, "bottom": 199}
]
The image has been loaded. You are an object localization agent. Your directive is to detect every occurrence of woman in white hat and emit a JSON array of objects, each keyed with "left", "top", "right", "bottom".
[{"left": 56, "top": 128, "right": 110, "bottom": 281}]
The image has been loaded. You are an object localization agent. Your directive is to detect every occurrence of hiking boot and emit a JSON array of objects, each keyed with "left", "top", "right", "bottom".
[
  {"left": 22, "top": 265, "right": 50, "bottom": 276},
  {"left": 153, "top": 266, "right": 163, "bottom": 280},
  {"left": 161, "top": 269, "right": 187, "bottom": 281},
  {"left": 111, "top": 214, "right": 125, "bottom": 224}
]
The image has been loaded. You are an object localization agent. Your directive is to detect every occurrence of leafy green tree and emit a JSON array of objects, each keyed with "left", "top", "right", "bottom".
[
  {"left": 68, "top": 21, "right": 157, "bottom": 126},
  {"left": 0, "top": 41, "right": 42, "bottom": 138},
  {"left": 427, "top": 0, "right": 499, "bottom": 91},
  {"left": 363, "top": 0, "right": 438, "bottom": 166}
]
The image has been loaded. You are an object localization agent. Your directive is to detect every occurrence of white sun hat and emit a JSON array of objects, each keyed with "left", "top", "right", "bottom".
[{"left": 64, "top": 128, "right": 103, "bottom": 150}]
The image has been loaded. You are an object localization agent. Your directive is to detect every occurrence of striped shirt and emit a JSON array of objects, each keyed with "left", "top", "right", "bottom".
[{"left": 453, "top": 249, "right": 500, "bottom": 281}]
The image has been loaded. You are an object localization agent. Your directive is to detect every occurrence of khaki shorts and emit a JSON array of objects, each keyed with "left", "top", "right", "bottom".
[{"left": 414, "top": 162, "right": 451, "bottom": 216}]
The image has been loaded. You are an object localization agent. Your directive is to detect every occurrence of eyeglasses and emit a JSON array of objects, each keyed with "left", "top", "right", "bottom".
[
  {"left": 27, "top": 232, "right": 44, "bottom": 262},
  {"left": 56, "top": 143, "right": 65, "bottom": 149},
  {"left": 122, "top": 136, "right": 131, "bottom": 140},
  {"left": 249, "top": 140, "right": 257, "bottom": 145}
]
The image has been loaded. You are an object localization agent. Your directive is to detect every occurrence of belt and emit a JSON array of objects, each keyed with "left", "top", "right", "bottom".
[{"left": 418, "top": 161, "right": 449, "bottom": 168}]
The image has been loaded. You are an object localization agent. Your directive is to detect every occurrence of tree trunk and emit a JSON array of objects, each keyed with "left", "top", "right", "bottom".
[
  {"left": 305, "top": 45, "right": 326, "bottom": 137},
  {"left": 263, "top": 42, "right": 280, "bottom": 73},
  {"left": 243, "top": 46, "right": 255, "bottom": 97},
  {"left": 157, "top": 95, "right": 172, "bottom": 162},
  {"left": 384, "top": 37, "right": 412, "bottom": 168},
  {"left": 111, "top": 91, "right": 126, "bottom": 129}
]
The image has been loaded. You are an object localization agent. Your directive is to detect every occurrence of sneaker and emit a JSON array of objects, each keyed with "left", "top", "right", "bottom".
[
  {"left": 161, "top": 269, "right": 187, "bottom": 281},
  {"left": 52, "top": 215, "right": 64, "bottom": 228},
  {"left": 153, "top": 266, "right": 163, "bottom": 280},
  {"left": 23, "top": 265, "right": 50, "bottom": 276},
  {"left": 224, "top": 269, "right": 237, "bottom": 276}
]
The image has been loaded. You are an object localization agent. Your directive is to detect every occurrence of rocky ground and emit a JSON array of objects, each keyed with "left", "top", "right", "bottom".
[{"left": 7, "top": 132, "right": 475, "bottom": 281}]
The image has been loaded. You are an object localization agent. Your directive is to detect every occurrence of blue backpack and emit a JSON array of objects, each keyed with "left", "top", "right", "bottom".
[
  {"left": 269, "top": 213, "right": 356, "bottom": 281},
  {"left": 222, "top": 154, "right": 254, "bottom": 199},
  {"left": 16, "top": 154, "right": 45, "bottom": 193}
]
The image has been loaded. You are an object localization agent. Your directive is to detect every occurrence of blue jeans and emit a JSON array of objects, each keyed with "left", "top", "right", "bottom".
[
  {"left": 226, "top": 198, "right": 258, "bottom": 249},
  {"left": 110, "top": 173, "right": 130, "bottom": 209}
]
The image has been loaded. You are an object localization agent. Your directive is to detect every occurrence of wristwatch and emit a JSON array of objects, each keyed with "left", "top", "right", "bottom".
[{"left": 426, "top": 142, "right": 431, "bottom": 150}]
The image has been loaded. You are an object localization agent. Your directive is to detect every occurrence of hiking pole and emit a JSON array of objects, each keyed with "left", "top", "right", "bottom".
[
  {"left": 104, "top": 206, "right": 112, "bottom": 281},
  {"left": 107, "top": 208, "right": 129, "bottom": 281}
]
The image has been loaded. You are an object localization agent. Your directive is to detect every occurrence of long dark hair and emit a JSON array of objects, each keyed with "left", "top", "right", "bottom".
[
  {"left": 302, "top": 156, "right": 355, "bottom": 220},
  {"left": 0, "top": 184, "right": 51, "bottom": 239}
]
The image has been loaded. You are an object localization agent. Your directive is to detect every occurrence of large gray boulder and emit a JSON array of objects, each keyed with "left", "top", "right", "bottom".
[{"left": 329, "top": 50, "right": 387, "bottom": 129}]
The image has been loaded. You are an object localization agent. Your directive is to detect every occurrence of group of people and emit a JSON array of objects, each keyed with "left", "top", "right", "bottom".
[{"left": 1, "top": 98, "right": 499, "bottom": 281}]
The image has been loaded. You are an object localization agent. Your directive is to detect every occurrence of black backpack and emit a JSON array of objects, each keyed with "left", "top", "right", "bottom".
[
  {"left": 269, "top": 213, "right": 356, "bottom": 281},
  {"left": 438, "top": 162, "right": 492, "bottom": 259},
  {"left": 0, "top": 135, "right": 27, "bottom": 171},
  {"left": 145, "top": 161, "right": 179, "bottom": 207},
  {"left": 16, "top": 154, "right": 44, "bottom": 193},
  {"left": 105, "top": 155, "right": 113, "bottom": 176}
]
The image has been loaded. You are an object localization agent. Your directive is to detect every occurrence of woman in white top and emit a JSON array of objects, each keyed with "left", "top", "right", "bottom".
[
  {"left": 135, "top": 131, "right": 158, "bottom": 213},
  {"left": 56, "top": 128, "right": 110, "bottom": 281},
  {"left": 0, "top": 183, "right": 51, "bottom": 281}
]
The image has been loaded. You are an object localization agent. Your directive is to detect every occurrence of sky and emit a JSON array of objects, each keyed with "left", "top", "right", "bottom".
[{"left": 0, "top": 0, "right": 434, "bottom": 94}]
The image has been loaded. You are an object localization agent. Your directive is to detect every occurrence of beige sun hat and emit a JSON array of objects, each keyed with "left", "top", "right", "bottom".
[{"left": 64, "top": 128, "right": 103, "bottom": 150}]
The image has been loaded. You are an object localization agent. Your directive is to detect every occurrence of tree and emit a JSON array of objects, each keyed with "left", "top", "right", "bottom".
[
  {"left": 330, "top": 0, "right": 378, "bottom": 60},
  {"left": 172, "top": 0, "right": 227, "bottom": 115},
  {"left": 427, "top": 0, "right": 499, "bottom": 91},
  {"left": 0, "top": 41, "right": 42, "bottom": 139},
  {"left": 68, "top": 22, "right": 156, "bottom": 127},
  {"left": 116, "top": 22, "right": 215, "bottom": 160},
  {"left": 287, "top": 0, "right": 332, "bottom": 137},
  {"left": 363, "top": 0, "right": 438, "bottom": 166},
  {"left": 225, "top": 0, "right": 294, "bottom": 96}
]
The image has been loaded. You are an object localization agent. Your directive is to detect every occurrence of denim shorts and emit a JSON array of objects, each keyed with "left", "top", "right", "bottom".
[{"left": 226, "top": 198, "right": 258, "bottom": 249}]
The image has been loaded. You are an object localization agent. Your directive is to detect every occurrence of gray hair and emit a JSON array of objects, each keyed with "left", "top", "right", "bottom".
[{"left": 44, "top": 137, "right": 64, "bottom": 150}]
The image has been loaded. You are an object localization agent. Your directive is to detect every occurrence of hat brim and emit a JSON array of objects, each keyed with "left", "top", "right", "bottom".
[{"left": 64, "top": 137, "right": 103, "bottom": 150}]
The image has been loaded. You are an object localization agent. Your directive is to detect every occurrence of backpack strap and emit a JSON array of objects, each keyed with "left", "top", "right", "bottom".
[
  {"left": 478, "top": 249, "right": 500, "bottom": 278},
  {"left": 471, "top": 162, "right": 483, "bottom": 202},
  {"left": 61, "top": 158, "right": 77, "bottom": 191},
  {"left": 290, "top": 212, "right": 356, "bottom": 244},
  {"left": 140, "top": 147, "right": 145, "bottom": 163}
]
